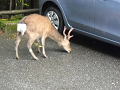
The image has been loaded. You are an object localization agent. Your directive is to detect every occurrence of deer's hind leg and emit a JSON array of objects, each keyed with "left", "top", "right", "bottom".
[{"left": 15, "top": 32, "right": 22, "bottom": 59}]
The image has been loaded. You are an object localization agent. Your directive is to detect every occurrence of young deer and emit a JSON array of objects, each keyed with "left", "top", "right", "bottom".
[{"left": 15, "top": 14, "right": 73, "bottom": 60}]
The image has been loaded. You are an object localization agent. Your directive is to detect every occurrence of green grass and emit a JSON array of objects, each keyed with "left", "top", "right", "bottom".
[{"left": 0, "top": 15, "right": 24, "bottom": 33}]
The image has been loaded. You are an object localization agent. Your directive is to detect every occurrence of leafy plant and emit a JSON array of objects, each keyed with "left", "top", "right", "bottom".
[{"left": 24, "top": 3, "right": 29, "bottom": 7}]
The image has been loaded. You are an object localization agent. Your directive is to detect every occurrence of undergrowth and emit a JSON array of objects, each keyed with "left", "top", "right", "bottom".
[{"left": 0, "top": 15, "right": 24, "bottom": 32}]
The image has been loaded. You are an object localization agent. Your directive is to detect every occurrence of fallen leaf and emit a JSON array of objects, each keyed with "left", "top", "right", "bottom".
[
  {"left": 39, "top": 45, "right": 42, "bottom": 47},
  {"left": 34, "top": 43, "right": 42, "bottom": 47},
  {"left": 34, "top": 43, "right": 39, "bottom": 46},
  {"left": 0, "top": 31, "right": 2, "bottom": 34}
]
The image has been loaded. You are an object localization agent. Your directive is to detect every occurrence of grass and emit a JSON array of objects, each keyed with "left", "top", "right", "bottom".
[{"left": 0, "top": 15, "right": 24, "bottom": 33}]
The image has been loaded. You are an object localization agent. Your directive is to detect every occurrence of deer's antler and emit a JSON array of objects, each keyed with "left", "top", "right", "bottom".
[
  {"left": 63, "top": 26, "right": 67, "bottom": 40},
  {"left": 67, "top": 27, "right": 74, "bottom": 40}
]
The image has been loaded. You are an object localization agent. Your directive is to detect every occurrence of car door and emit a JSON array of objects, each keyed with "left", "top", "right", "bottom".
[
  {"left": 95, "top": 0, "right": 120, "bottom": 43},
  {"left": 59, "top": 0, "right": 95, "bottom": 34}
]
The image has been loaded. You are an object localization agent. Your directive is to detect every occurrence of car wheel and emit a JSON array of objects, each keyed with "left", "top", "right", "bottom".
[{"left": 44, "top": 7, "right": 64, "bottom": 33}]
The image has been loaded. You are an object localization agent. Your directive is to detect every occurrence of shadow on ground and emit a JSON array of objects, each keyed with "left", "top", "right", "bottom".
[{"left": 71, "top": 32, "right": 120, "bottom": 59}]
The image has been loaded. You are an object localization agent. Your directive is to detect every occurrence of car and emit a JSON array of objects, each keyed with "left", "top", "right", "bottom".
[{"left": 39, "top": 0, "right": 120, "bottom": 47}]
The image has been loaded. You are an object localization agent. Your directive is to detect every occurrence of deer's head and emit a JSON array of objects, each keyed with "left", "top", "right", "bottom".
[{"left": 61, "top": 27, "right": 73, "bottom": 53}]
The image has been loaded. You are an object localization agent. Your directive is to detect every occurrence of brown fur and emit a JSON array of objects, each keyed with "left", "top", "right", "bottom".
[{"left": 15, "top": 14, "right": 72, "bottom": 60}]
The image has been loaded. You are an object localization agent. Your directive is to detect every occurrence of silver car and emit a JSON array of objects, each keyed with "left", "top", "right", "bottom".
[{"left": 39, "top": 0, "right": 120, "bottom": 47}]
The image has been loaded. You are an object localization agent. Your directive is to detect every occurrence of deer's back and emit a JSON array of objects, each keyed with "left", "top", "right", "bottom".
[{"left": 24, "top": 14, "right": 52, "bottom": 37}]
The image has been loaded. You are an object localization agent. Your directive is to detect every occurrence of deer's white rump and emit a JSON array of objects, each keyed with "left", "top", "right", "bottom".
[
  {"left": 15, "top": 14, "right": 73, "bottom": 60},
  {"left": 17, "top": 23, "right": 27, "bottom": 35}
]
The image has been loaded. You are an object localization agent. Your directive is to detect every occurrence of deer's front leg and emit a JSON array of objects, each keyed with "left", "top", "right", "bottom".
[
  {"left": 27, "top": 38, "right": 39, "bottom": 60},
  {"left": 41, "top": 37, "right": 47, "bottom": 58}
]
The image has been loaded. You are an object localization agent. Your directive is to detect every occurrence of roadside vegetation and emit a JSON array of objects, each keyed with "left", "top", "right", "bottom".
[
  {"left": 0, "top": 15, "right": 24, "bottom": 33},
  {"left": 0, "top": 0, "right": 39, "bottom": 34}
]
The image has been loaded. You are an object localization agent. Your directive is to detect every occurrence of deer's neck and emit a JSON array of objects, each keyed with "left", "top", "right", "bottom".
[{"left": 48, "top": 27, "right": 63, "bottom": 43}]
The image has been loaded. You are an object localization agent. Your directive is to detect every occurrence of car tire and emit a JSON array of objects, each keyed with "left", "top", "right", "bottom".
[{"left": 44, "top": 7, "right": 64, "bottom": 34}]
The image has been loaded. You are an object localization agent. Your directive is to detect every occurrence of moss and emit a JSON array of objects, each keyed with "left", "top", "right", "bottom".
[
  {"left": 5, "top": 24, "right": 17, "bottom": 33},
  {"left": 0, "top": 15, "right": 24, "bottom": 33},
  {"left": 0, "top": 21, "right": 5, "bottom": 30}
]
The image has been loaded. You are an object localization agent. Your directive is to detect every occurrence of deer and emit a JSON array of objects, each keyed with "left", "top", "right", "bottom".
[{"left": 15, "top": 14, "right": 73, "bottom": 60}]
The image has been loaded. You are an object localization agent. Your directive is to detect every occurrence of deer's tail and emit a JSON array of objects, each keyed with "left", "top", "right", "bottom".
[{"left": 17, "top": 16, "right": 28, "bottom": 35}]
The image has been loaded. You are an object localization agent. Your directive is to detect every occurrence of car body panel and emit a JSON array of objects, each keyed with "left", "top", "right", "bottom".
[
  {"left": 58, "top": 0, "right": 95, "bottom": 34},
  {"left": 95, "top": 0, "right": 120, "bottom": 43},
  {"left": 39, "top": 0, "right": 120, "bottom": 47}
]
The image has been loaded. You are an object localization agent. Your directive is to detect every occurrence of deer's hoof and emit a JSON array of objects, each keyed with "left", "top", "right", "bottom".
[
  {"left": 43, "top": 55, "right": 48, "bottom": 58},
  {"left": 16, "top": 56, "right": 19, "bottom": 59},
  {"left": 34, "top": 57, "right": 39, "bottom": 60},
  {"left": 37, "top": 50, "right": 41, "bottom": 53},
  {"left": 36, "top": 58, "right": 39, "bottom": 60}
]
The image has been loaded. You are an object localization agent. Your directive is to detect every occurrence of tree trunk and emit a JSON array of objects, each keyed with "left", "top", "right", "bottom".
[
  {"left": 9, "top": 0, "right": 12, "bottom": 21},
  {"left": 31, "top": 0, "right": 35, "bottom": 8},
  {"left": 15, "top": 0, "right": 18, "bottom": 10},
  {"left": 21, "top": 0, "right": 24, "bottom": 10}
]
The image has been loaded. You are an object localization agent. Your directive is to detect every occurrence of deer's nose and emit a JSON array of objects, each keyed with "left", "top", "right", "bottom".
[{"left": 67, "top": 49, "right": 71, "bottom": 53}]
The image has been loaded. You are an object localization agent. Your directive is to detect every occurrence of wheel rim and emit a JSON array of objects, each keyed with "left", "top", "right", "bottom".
[{"left": 46, "top": 11, "right": 59, "bottom": 30}]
